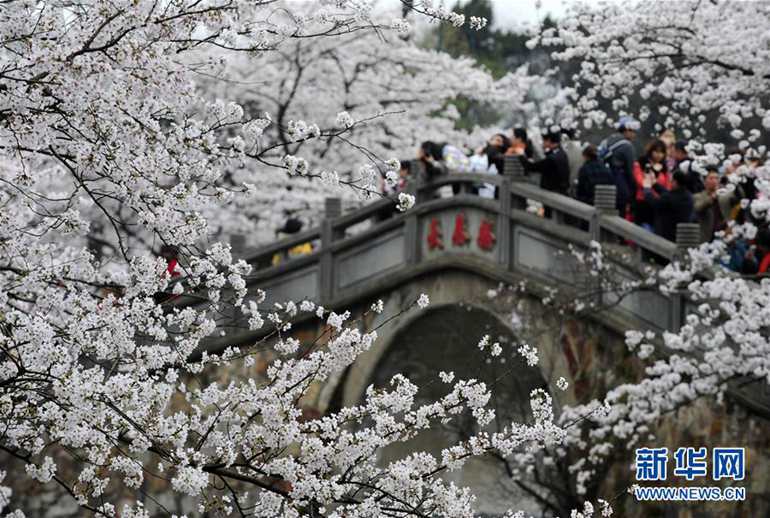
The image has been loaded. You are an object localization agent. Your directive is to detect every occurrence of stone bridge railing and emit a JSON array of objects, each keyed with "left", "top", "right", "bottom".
[{"left": 204, "top": 166, "right": 705, "bottom": 350}]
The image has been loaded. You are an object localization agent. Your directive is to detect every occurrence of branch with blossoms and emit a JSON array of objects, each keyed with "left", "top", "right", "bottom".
[{"left": 2, "top": 285, "right": 580, "bottom": 517}]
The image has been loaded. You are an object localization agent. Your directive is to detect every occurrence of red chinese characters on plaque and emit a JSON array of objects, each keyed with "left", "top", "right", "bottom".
[
  {"left": 477, "top": 218, "right": 496, "bottom": 250},
  {"left": 451, "top": 213, "right": 470, "bottom": 246},
  {"left": 427, "top": 218, "right": 444, "bottom": 250},
  {"left": 426, "top": 213, "right": 496, "bottom": 252}
]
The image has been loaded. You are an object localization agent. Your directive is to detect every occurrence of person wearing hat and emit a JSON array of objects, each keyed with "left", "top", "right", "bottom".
[{"left": 598, "top": 116, "right": 639, "bottom": 218}]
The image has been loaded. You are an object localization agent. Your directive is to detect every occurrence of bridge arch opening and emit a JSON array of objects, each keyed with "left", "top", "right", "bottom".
[{"left": 367, "top": 304, "right": 549, "bottom": 515}]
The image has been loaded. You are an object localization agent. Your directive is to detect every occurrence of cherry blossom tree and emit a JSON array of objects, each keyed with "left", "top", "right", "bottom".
[
  {"left": 531, "top": 0, "right": 770, "bottom": 141},
  {"left": 502, "top": 1, "right": 770, "bottom": 512},
  {"left": 193, "top": 27, "right": 499, "bottom": 242},
  {"left": 8, "top": 0, "right": 769, "bottom": 515},
  {"left": 0, "top": 1, "right": 588, "bottom": 517}
]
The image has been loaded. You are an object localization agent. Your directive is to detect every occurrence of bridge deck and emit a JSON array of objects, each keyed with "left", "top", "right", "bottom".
[{"left": 178, "top": 173, "right": 703, "bottom": 350}]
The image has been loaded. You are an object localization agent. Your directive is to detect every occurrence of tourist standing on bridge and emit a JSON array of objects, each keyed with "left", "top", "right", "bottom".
[
  {"left": 694, "top": 167, "right": 734, "bottom": 243},
  {"left": 561, "top": 128, "right": 584, "bottom": 197},
  {"left": 659, "top": 128, "right": 678, "bottom": 173},
  {"left": 643, "top": 170, "right": 694, "bottom": 243},
  {"left": 506, "top": 127, "right": 533, "bottom": 159},
  {"left": 378, "top": 160, "right": 412, "bottom": 220},
  {"left": 418, "top": 141, "right": 471, "bottom": 179},
  {"left": 418, "top": 140, "right": 471, "bottom": 197},
  {"left": 598, "top": 116, "right": 639, "bottom": 218},
  {"left": 672, "top": 140, "right": 704, "bottom": 193},
  {"left": 741, "top": 227, "right": 770, "bottom": 275},
  {"left": 272, "top": 217, "right": 312, "bottom": 266},
  {"left": 632, "top": 139, "right": 671, "bottom": 232},
  {"left": 576, "top": 144, "right": 615, "bottom": 206},
  {"left": 475, "top": 133, "right": 510, "bottom": 174},
  {"left": 517, "top": 130, "right": 570, "bottom": 198},
  {"left": 473, "top": 133, "right": 510, "bottom": 198}
]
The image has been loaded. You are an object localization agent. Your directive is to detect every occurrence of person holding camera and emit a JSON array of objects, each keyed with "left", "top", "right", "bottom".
[{"left": 632, "top": 139, "right": 671, "bottom": 231}]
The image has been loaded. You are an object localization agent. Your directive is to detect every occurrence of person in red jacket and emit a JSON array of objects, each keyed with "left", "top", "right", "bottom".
[
  {"left": 154, "top": 245, "right": 182, "bottom": 304},
  {"left": 161, "top": 245, "right": 181, "bottom": 278},
  {"left": 632, "top": 139, "right": 671, "bottom": 231}
]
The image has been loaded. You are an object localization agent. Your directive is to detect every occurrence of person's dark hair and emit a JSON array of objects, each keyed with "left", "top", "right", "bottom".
[
  {"left": 492, "top": 133, "right": 511, "bottom": 150},
  {"left": 672, "top": 170, "right": 687, "bottom": 187},
  {"left": 561, "top": 128, "right": 575, "bottom": 140},
  {"left": 513, "top": 127, "right": 528, "bottom": 142},
  {"left": 756, "top": 226, "right": 770, "bottom": 249},
  {"left": 705, "top": 165, "right": 719, "bottom": 175},
  {"left": 582, "top": 144, "right": 598, "bottom": 161},
  {"left": 420, "top": 141, "right": 444, "bottom": 161},
  {"left": 644, "top": 138, "right": 667, "bottom": 158},
  {"left": 279, "top": 217, "right": 303, "bottom": 235},
  {"left": 674, "top": 140, "right": 688, "bottom": 152},
  {"left": 541, "top": 131, "right": 561, "bottom": 145},
  {"left": 513, "top": 127, "right": 534, "bottom": 158},
  {"left": 160, "top": 245, "right": 178, "bottom": 259},
  {"left": 399, "top": 159, "right": 411, "bottom": 172}
]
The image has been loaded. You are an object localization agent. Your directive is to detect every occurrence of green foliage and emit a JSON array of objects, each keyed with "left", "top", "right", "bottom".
[
  {"left": 424, "top": 0, "right": 564, "bottom": 130},
  {"left": 428, "top": 0, "right": 557, "bottom": 79}
]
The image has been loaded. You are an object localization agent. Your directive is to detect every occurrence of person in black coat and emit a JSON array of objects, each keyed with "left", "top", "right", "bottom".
[
  {"left": 576, "top": 144, "right": 615, "bottom": 205},
  {"left": 519, "top": 131, "right": 570, "bottom": 195},
  {"left": 672, "top": 140, "right": 704, "bottom": 193},
  {"left": 644, "top": 170, "right": 694, "bottom": 242},
  {"left": 418, "top": 141, "right": 447, "bottom": 180}
]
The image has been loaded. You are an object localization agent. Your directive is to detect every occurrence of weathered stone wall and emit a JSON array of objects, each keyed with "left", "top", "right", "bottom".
[
  {"left": 297, "top": 266, "right": 770, "bottom": 517},
  {"left": 16, "top": 265, "right": 764, "bottom": 517}
]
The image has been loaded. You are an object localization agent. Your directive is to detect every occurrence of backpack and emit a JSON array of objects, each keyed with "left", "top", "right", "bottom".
[
  {"left": 598, "top": 136, "right": 633, "bottom": 210},
  {"left": 588, "top": 161, "right": 615, "bottom": 190}
]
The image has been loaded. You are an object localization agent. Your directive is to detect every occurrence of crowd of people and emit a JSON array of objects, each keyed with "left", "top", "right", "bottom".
[{"left": 383, "top": 117, "right": 769, "bottom": 275}]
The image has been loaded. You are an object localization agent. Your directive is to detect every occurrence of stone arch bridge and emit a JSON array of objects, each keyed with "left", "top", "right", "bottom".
[
  {"left": 193, "top": 168, "right": 699, "bottom": 411},
  {"left": 179, "top": 169, "right": 770, "bottom": 516}
]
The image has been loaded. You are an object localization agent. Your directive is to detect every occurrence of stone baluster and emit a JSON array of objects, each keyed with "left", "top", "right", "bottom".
[
  {"left": 324, "top": 197, "right": 342, "bottom": 220},
  {"left": 320, "top": 197, "right": 342, "bottom": 305},
  {"left": 230, "top": 234, "right": 247, "bottom": 258},
  {"left": 676, "top": 223, "right": 701, "bottom": 250},
  {"left": 593, "top": 185, "right": 617, "bottom": 215},
  {"left": 503, "top": 155, "right": 526, "bottom": 181},
  {"left": 670, "top": 222, "right": 700, "bottom": 332},
  {"left": 591, "top": 184, "right": 617, "bottom": 241}
]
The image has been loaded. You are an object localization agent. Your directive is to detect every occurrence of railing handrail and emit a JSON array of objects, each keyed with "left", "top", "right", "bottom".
[
  {"left": 415, "top": 172, "right": 504, "bottom": 191},
  {"left": 240, "top": 173, "right": 684, "bottom": 271},
  {"left": 599, "top": 214, "right": 678, "bottom": 260},
  {"left": 242, "top": 227, "right": 322, "bottom": 264},
  {"left": 509, "top": 181, "right": 596, "bottom": 221},
  {"left": 330, "top": 197, "right": 395, "bottom": 231}
]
